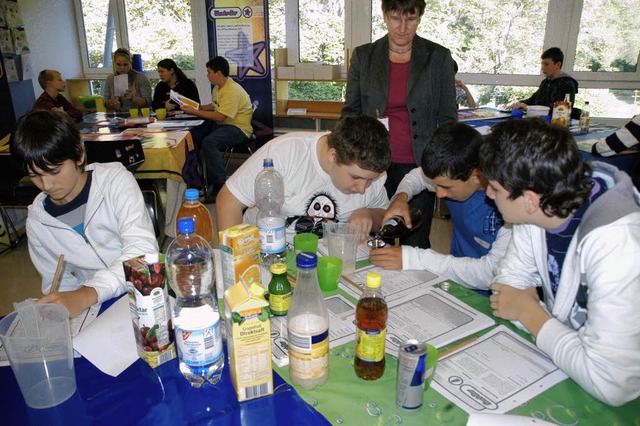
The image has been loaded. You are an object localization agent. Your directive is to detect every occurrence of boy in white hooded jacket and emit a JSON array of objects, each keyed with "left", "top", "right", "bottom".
[
  {"left": 10, "top": 110, "right": 158, "bottom": 318},
  {"left": 480, "top": 118, "right": 640, "bottom": 406}
]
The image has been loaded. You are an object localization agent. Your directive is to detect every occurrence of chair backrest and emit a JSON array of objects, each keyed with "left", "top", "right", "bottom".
[{"left": 83, "top": 138, "right": 145, "bottom": 172}]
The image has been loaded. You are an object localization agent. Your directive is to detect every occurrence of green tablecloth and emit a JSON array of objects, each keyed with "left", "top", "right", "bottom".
[{"left": 274, "top": 265, "right": 640, "bottom": 424}]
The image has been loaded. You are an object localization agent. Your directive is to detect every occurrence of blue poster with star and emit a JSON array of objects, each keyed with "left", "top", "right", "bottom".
[{"left": 206, "top": 0, "right": 274, "bottom": 147}]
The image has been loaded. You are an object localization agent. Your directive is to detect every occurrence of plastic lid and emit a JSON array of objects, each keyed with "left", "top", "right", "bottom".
[
  {"left": 263, "top": 157, "right": 274, "bottom": 167},
  {"left": 177, "top": 217, "right": 195, "bottom": 234},
  {"left": 270, "top": 263, "right": 287, "bottom": 275},
  {"left": 365, "top": 272, "right": 382, "bottom": 289},
  {"left": 184, "top": 188, "right": 199, "bottom": 201},
  {"left": 296, "top": 252, "right": 317, "bottom": 268}
]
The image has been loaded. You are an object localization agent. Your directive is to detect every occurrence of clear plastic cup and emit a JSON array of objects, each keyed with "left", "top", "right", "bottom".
[
  {"left": 0, "top": 303, "right": 76, "bottom": 409},
  {"left": 322, "top": 222, "right": 359, "bottom": 275}
]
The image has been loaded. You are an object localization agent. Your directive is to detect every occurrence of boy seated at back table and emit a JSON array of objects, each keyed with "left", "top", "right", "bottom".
[
  {"left": 480, "top": 117, "right": 640, "bottom": 406},
  {"left": 10, "top": 110, "right": 158, "bottom": 318},
  {"left": 215, "top": 115, "right": 391, "bottom": 241},
  {"left": 370, "top": 122, "right": 511, "bottom": 291},
  {"left": 32, "top": 69, "right": 83, "bottom": 122}
]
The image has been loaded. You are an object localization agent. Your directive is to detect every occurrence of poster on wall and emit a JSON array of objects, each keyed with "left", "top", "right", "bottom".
[
  {"left": 0, "top": 51, "right": 16, "bottom": 146},
  {"left": 206, "top": 0, "right": 274, "bottom": 147}
]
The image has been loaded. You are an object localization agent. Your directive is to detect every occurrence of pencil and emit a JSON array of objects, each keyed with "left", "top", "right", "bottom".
[
  {"left": 439, "top": 336, "right": 478, "bottom": 359},
  {"left": 50, "top": 254, "right": 65, "bottom": 294}
]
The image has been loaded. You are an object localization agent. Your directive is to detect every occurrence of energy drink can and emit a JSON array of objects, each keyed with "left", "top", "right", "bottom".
[{"left": 396, "top": 339, "right": 428, "bottom": 411}]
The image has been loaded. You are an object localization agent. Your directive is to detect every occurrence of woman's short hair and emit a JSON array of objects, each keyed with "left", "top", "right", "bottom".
[
  {"left": 10, "top": 110, "right": 84, "bottom": 175},
  {"left": 382, "top": 0, "right": 426, "bottom": 16}
]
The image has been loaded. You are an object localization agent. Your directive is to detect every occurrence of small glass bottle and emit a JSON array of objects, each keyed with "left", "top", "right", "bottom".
[
  {"left": 287, "top": 252, "right": 329, "bottom": 389},
  {"left": 268, "top": 263, "right": 291, "bottom": 316},
  {"left": 355, "top": 272, "right": 388, "bottom": 380},
  {"left": 579, "top": 101, "right": 590, "bottom": 134}
]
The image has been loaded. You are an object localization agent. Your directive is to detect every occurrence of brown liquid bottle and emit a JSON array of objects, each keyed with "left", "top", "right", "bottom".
[
  {"left": 376, "top": 208, "right": 424, "bottom": 242},
  {"left": 355, "top": 272, "right": 387, "bottom": 380},
  {"left": 176, "top": 188, "right": 214, "bottom": 245}
]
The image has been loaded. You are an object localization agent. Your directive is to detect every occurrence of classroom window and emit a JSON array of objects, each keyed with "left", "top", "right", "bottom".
[
  {"left": 298, "top": 0, "right": 345, "bottom": 64},
  {"left": 76, "top": 0, "right": 194, "bottom": 72}
]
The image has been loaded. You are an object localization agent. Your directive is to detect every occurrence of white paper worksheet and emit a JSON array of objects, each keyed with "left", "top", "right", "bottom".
[
  {"left": 431, "top": 325, "right": 568, "bottom": 414},
  {"left": 114, "top": 74, "right": 128, "bottom": 96}
]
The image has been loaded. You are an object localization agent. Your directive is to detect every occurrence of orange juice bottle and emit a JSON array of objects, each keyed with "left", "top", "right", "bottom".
[{"left": 176, "top": 188, "right": 214, "bottom": 244}]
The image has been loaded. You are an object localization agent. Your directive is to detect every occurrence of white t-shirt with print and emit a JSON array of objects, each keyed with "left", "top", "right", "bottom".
[{"left": 226, "top": 132, "right": 389, "bottom": 228}]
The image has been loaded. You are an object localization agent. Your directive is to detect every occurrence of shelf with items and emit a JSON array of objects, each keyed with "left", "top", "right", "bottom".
[{"left": 272, "top": 48, "right": 348, "bottom": 128}]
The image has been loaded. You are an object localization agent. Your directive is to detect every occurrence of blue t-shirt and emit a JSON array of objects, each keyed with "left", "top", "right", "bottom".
[
  {"left": 446, "top": 190, "right": 503, "bottom": 258},
  {"left": 44, "top": 171, "right": 92, "bottom": 236}
]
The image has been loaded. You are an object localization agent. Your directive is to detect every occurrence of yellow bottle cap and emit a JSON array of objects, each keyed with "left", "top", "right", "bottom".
[
  {"left": 269, "top": 263, "right": 287, "bottom": 275},
  {"left": 365, "top": 272, "right": 382, "bottom": 289}
]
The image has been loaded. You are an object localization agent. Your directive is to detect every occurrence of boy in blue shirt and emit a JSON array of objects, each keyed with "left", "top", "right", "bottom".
[{"left": 370, "top": 122, "right": 510, "bottom": 290}]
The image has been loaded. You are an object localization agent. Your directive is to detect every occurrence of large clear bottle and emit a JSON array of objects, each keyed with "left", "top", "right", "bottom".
[
  {"left": 166, "top": 217, "right": 224, "bottom": 387},
  {"left": 287, "top": 252, "right": 329, "bottom": 389},
  {"left": 355, "top": 272, "right": 387, "bottom": 380},
  {"left": 176, "top": 188, "right": 214, "bottom": 245},
  {"left": 255, "top": 158, "right": 286, "bottom": 270}
]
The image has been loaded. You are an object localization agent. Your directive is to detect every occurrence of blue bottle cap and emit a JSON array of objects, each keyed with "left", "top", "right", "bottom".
[
  {"left": 510, "top": 109, "right": 524, "bottom": 119},
  {"left": 263, "top": 158, "right": 274, "bottom": 167},
  {"left": 296, "top": 252, "right": 317, "bottom": 268},
  {"left": 184, "top": 188, "right": 199, "bottom": 201},
  {"left": 177, "top": 217, "right": 195, "bottom": 234}
]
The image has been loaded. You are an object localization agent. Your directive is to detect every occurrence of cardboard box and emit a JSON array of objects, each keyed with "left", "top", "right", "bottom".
[
  {"left": 218, "top": 224, "right": 260, "bottom": 296},
  {"left": 314, "top": 65, "right": 341, "bottom": 80},
  {"left": 276, "top": 66, "right": 296, "bottom": 79},
  {"left": 294, "top": 64, "right": 315, "bottom": 80},
  {"left": 224, "top": 280, "right": 273, "bottom": 402}
]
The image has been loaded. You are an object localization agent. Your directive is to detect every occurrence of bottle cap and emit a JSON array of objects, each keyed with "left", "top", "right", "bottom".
[
  {"left": 296, "top": 252, "right": 317, "bottom": 268},
  {"left": 177, "top": 217, "right": 195, "bottom": 234},
  {"left": 270, "top": 263, "right": 287, "bottom": 275},
  {"left": 184, "top": 188, "right": 199, "bottom": 201},
  {"left": 365, "top": 272, "right": 382, "bottom": 289},
  {"left": 263, "top": 157, "right": 274, "bottom": 168}
]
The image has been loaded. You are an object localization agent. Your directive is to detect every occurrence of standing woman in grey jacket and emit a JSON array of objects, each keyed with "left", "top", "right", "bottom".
[{"left": 341, "top": 0, "right": 458, "bottom": 249}]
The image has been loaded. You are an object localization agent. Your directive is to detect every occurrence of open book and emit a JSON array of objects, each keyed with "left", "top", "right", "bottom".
[{"left": 170, "top": 90, "right": 199, "bottom": 109}]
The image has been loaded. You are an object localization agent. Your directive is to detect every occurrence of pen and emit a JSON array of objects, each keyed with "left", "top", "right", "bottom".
[
  {"left": 50, "top": 254, "right": 65, "bottom": 294},
  {"left": 439, "top": 336, "right": 478, "bottom": 358}
]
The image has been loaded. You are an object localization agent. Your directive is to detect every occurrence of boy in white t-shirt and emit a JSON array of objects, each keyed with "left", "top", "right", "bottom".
[{"left": 216, "top": 115, "right": 392, "bottom": 242}]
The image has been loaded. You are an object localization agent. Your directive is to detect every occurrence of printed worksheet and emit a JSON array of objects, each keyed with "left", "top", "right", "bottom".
[
  {"left": 344, "top": 286, "right": 495, "bottom": 355},
  {"left": 431, "top": 325, "right": 568, "bottom": 414},
  {"left": 271, "top": 294, "right": 356, "bottom": 367},
  {"left": 339, "top": 264, "right": 443, "bottom": 303}
]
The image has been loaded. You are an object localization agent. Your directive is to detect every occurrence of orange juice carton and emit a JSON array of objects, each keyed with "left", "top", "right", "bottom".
[
  {"left": 224, "top": 280, "right": 273, "bottom": 402},
  {"left": 551, "top": 94, "right": 571, "bottom": 127},
  {"left": 123, "top": 253, "right": 176, "bottom": 368},
  {"left": 218, "top": 224, "right": 261, "bottom": 297}
]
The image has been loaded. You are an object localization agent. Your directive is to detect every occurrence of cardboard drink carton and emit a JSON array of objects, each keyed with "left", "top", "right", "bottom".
[
  {"left": 224, "top": 280, "right": 273, "bottom": 402},
  {"left": 124, "top": 253, "right": 176, "bottom": 368},
  {"left": 218, "top": 224, "right": 260, "bottom": 298}
]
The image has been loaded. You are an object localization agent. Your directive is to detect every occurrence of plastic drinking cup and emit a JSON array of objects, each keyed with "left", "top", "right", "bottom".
[
  {"left": 317, "top": 256, "right": 342, "bottom": 291},
  {"left": 155, "top": 108, "right": 167, "bottom": 120},
  {"left": 141, "top": 107, "right": 150, "bottom": 118},
  {"left": 95, "top": 97, "right": 106, "bottom": 112},
  {"left": 322, "top": 222, "right": 359, "bottom": 275},
  {"left": 129, "top": 108, "right": 139, "bottom": 118},
  {"left": 0, "top": 304, "right": 77, "bottom": 409},
  {"left": 294, "top": 233, "right": 319, "bottom": 254}
]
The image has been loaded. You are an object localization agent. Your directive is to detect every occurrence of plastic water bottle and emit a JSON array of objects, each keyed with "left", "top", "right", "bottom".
[
  {"left": 166, "top": 217, "right": 224, "bottom": 387},
  {"left": 579, "top": 101, "right": 590, "bottom": 134},
  {"left": 176, "top": 188, "right": 214, "bottom": 245},
  {"left": 255, "top": 158, "right": 286, "bottom": 270},
  {"left": 287, "top": 252, "right": 329, "bottom": 389}
]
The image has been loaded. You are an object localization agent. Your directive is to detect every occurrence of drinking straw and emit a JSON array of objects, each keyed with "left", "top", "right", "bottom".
[{"left": 50, "top": 254, "right": 65, "bottom": 294}]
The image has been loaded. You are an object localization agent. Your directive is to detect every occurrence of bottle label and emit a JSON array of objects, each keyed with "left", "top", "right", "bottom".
[
  {"left": 269, "top": 292, "right": 292, "bottom": 314},
  {"left": 356, "top": 328, "right": 387, "bottom": 362},
  {"left": 288, "top": 328, "right": 329, "bottom": 379},
  {"left": 259, "top": 225, "right": 286, "bottom": 253},
  {"left": 175, "top": 318, "right": 223, "bottom": 367},
  {"left": 383, "top": 219, "right": 399, "bottom": 227}
]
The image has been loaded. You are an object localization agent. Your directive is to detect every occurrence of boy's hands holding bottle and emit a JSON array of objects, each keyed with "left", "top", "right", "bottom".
[{"left": 382, "top": 193, "right": 414, "bottom": 229}]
